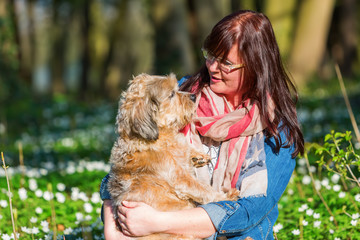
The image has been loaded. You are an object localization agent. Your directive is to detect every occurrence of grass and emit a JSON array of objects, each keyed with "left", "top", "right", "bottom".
[{"left": 0, "top": 82, "right": 360, "bottom": 239}]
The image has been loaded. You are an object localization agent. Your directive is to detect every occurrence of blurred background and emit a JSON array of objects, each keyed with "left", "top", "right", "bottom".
[{"left": 0, "top": 0, "right": 359, "bottom": 166}]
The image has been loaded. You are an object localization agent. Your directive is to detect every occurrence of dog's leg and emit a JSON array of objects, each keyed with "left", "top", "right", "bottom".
[{"left": 189, "top": 149, "right": 211, "bottom": 168}]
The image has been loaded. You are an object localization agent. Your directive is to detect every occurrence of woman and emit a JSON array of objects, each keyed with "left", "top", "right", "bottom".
[{"left": 101, "top": 10, "right": 304, "bottom": 240}]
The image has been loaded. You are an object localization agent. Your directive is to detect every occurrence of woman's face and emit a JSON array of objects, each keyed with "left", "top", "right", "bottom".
[{"left": 206, "top": 43, "right": 245, "bottom": 107}]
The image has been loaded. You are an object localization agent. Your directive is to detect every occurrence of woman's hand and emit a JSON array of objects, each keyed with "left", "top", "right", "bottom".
[
  {"left": 103, "top": 200, "right": 132, "bottom": 240},
  {"left": 117, "top": 201, "right": 166, "bottom": 237}
]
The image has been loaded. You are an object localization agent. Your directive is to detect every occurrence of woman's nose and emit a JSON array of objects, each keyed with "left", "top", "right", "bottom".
[{"left": 207, "top": 60, "right": 220, "bottom": 71}]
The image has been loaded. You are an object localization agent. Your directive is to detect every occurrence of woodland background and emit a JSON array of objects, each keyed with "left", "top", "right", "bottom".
[{"left": 0, "top": 0, "right": 359, "bottom": 101}]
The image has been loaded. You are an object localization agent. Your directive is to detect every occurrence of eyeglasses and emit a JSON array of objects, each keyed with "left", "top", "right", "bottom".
[{"left": 201, "top": 48, "right": 245, "bottom": 73}]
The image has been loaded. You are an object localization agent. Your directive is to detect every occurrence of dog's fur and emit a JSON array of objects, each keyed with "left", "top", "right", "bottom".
[{"left": 108, "top": 73, "right": 238, "bottom": 240}]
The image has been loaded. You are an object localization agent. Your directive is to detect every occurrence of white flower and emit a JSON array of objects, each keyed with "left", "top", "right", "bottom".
[
  {"left": 314, "top": 180, "right": 321, "bottom": 190},
  {"left": 306, "top": 209, "right": 314, "bottom": 216},
  {"left": 41, "top": 220, "right": 50, "bottom": 233},
  {"left": 35, "top": 207, "right": 43, "bottom": 214},
  {"left": 21, "top": 226, "right": 31, "bottom": 234},
  {"left": 78, "top": 192, "right": 89, "bottom": 202},
  {"left": 352, "top": 213, "right": 359, "bottom": 219},
  {"left": 0, "top": 200, "right": 8, "bottom": 208},
  {"left": 302, "top": 220, "right": 308, "bottom": 226},
  {"left": 313, "top": 213, "right": 321, "bottom": 219},
  {"left": 0, "top": 214, "right": 3, "bottom": 219},
  {"left": 287, "top": 188, "right": 294, "bottom": 195},
  {"left": 55, "top": 192, "right": 66, "bottom": 203},
  {"left": 18, "top": 188, "right": 28, "bottom": 200},
  {"left": 91, "top": 192, "right": 101, "bottom": 204},
  {"left": 333, "top": 184, "right": 341, "bottom": 192},
  {"left": 351, "top": 219, "right": 358, "bottom": 226},
  {"left": 329, "top": 229, "right": 334, "bottom": 234},
  {"left": 85, "top": 215, "right": 92, "bottom": 221},
  {"left": 331, "top": 174, "right": 340, "bottom": 183},
  {"left": 334, "top": 238, "right": 341, "bottom": 240},
  {"left": 273, "top": 223, "right": 283, "bottom": 233},
  {"left": 302, "top": 175, "right": 311, "bottom": 185},
  {"left": 330, "top": 216, "right": 334, "bottom": 221},
  {"left": 35, "top": 189, "right": 43, "bottom": 198},
  {"left": 338, "top": 192, "right": 346, "bottom": 198},
  {"left": 84, "top": 203, "right": 93, "bottom": 213},
  {"left": 29, "top": 179, "right": 38, "bottom": 191},
  {"left": 76, "top": 212, "right": 84, "bottom": 222},
  {"left": 355, "top": 194, "right": 360, "bottom": 202},
  {"left": 297, "top": 158, "right": 306, "bottom": 166},
  {"left": 291, "top": 229, "right": 300, "bottom": 235},
  {"left": 43, "top": 191, "right": 54, "bottom": 201},
  {"left": 30, "top": 217, "right": 38, "bottom": 223},
  {"left": 298, "top": 204, "right": 308, "bottom": 212},
  {"left": 64, "top": 227, "right": 73, "bottom": 235},
  {"left": 32, "top": 227, "right": 40, "bottom": 234},
  {"left": 321, "top": 178, "right": 329, "bottom": 187},
  {"left": 1, "top": 233, "right": 11, "bottom": 240},
  {"left": 313, "top": 220, "right": 321, "bottom": 228},
  {"left": 57, "top": 183, "right": 66, "bottom": 192},
  {"left": 309, "top": 165, "right": 316, "bottom": 173}
]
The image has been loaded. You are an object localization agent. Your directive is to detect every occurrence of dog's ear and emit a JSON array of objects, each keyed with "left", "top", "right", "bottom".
[{"left": 118, "top": 91, "right": 159, "bottom": 141}]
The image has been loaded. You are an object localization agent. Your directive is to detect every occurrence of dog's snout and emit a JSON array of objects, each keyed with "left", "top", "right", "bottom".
[{"left": 190, "top": 94, "right": 196, "bottom": 102}]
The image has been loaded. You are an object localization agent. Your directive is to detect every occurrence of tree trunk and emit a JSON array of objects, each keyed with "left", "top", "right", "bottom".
[
  {"left": 288, "top": 0, "right": 335, "bottom": 87},
  {"left": 80, "top": 0, "right": 91, "bottom": 99},
  {"left": 264, "top": 0, "right": 296, "bottom": 59}
]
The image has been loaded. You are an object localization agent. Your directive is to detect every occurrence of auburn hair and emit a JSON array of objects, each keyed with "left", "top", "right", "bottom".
[{"left": 180, "top": 10, "right": 304, "bottom": 158}]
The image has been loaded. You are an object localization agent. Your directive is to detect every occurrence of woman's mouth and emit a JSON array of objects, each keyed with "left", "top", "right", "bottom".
[{"left": 210, "top": 76, "right": 222, "bottom": 83}]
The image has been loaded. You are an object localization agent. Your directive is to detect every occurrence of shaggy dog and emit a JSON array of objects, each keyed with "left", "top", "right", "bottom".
[{"left": 108, "top": 73, "right": 238, "bottom": 239}]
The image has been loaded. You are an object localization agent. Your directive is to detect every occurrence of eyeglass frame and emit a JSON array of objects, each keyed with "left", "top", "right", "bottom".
[{"left": 201, "top": 48, "right": 245, "bottom": 73}]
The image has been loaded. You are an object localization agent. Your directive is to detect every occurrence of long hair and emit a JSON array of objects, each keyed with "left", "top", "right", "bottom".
[{"left": 180, "top": 10, "right": 304, "bottom": 158}]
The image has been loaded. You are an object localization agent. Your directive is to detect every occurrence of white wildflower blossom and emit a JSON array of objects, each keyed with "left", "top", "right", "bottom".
[
  {"left": 32, "top": 227, "right": 40, "bottom": 234},
  {"left": 18, "top": 188, "right": 28, "bottom": 200},
  {"left": 334, "top": 238, "right": 341, "bottom": 240},
  {"left": 55, "top": 192, "right": 66, "bottom": 203},
  {"left": 306, "top": 209, "right": 314, "bottom": 216},
  {"left": 314, "top": 220, "right": 321, "bottom": 228},
  {"left": 302, "top": 220, "right": 308, "bottom": 226},
  {"left": 84, "top": 203, "right": 93, "bottom": 213},
  {"left": 1, "top": 233, "right": 11, "bottom": 240},
  {"left": 338, "top": 192, "right": 346, "bottom": 198},
  {"left": 351, "top": 219, "right": 358, "bottom": 226},
  {"left": 85, "top": 215, "right": 92, "bottom": 221},
  {"left": 273, "top": 223, "right": 283, "bottom": 233},
  {"left": 63, "top": 227, "right": 73, "bottom": 235},
  {"left": 333, "top": 184, "right": 341, "bottom": 192},
  {"left": 314, "top": 180, "right": 321, "bottom": 190},
  {"left": 302, "top": 175, "right": 311, "bottom": 185},
  {"left": 297, "top": 158, "right": 306, "bottom": 166},
  {"left": 78, "top": 192, "right": 89, "bottom": 202},
  {"left": 35, "top": 207, "right": 43, "bottom": 214},
  {"left": 352, "top": 213, "right": 359, "bottom": 219},
  {"left": 0, "top": 200, "right": 8, "bottom": 208},
  {"left": 29, "top": 179, "right": 38, "bottom": 191},
  {"left": 329, "top": 229, "right": 334, "bottom": 234},
  {"left": 298, "top": 204, "right": 308, "bottom": 212},
  {"left": 0, "top": 214, "right": 3, "bottom": 219},
  {"left": 291, "top": 229, "right": 300, "bottom": 235},
  {"left": 313, "top": 213, "right": 321, "bottom": 219},
  {"left": 21, "top": 226, "right": 31, "bottom": 234},
  {"left": 35, "top": 189, "right": 43, "bottom": 198},
  {"left": 287, "top": 188, "right": 294, "bottom": 195},
  {"left": 30, "top": 217, "right": 38, "bottom": 223},
  {"left": 76, "top": 212, "right": 84, "bottom": 222},
  {"left": 355, "top": 194, "right": 360, "bottom": 202},
  {"left": 91, "top": 192, "right": 101, "bottom": 204},
  {"left": 330, "top": 216, "right": 334, "bottom": 221},
  {"left": 71, "top": 187, "right": 80, "bottom": 201},
  {"left": 309, "top": 165, "right": 316, "bottom": 173},
  {"left": 321, "top": 178, "right": 329, "bottom": 187},
  {"left": 331, "top": 174, "right": 340, "bottom": 184},
  {"left": 43, "top": 191, "right": 54, "bottom": 201},
  {"left": 57, "top": 183, "right": 66, "bottom": 192}
]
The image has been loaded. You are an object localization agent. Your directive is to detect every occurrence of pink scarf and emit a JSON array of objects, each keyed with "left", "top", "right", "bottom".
[{"left": 183, "top": 86, "right": 272, "bottom": 193}]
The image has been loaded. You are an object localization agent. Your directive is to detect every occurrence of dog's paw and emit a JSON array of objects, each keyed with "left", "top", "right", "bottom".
[
  {"left": 191, "top": 154, "right": 211, "bottom": 167},
  {"left": 226, "top": 188, "right": 240, "bottom": 200}
]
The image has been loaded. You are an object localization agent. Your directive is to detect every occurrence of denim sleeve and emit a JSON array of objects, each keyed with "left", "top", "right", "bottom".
[
  {"left": 199, "top": 133, "right": 296, "bottom": 239},
  {"left": 100, "top": 173, "right": 112, "bottom": 200}
]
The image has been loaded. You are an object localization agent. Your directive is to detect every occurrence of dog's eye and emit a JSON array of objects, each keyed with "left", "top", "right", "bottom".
[{"left": 169, "top": 91, "right": 175, "bottom": 99}]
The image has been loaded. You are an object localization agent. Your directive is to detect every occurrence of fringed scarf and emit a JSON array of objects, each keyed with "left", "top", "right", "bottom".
[{"left": 182, "top": 86, "right": 274, "bottom": 197}]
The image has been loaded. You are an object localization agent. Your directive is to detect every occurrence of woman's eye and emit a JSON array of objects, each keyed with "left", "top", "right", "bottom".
[{"left": 223, "top": 60, "right": 233, "bottom": 66}]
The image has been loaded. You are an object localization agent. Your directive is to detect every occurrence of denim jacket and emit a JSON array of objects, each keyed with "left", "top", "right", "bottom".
[{"left": 99, "top": 130, "right": 295, "bottom": 240}]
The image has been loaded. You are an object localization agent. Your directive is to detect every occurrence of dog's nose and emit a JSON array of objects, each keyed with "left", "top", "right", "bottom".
[{"left": 190, "top": 94, "right": 196, "bottom": 102}]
